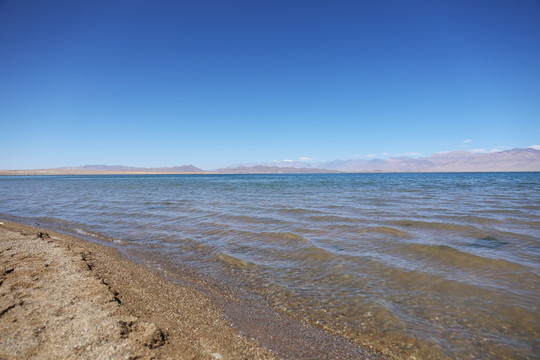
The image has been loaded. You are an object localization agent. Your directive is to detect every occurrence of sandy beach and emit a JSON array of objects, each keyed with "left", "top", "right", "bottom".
[
  {"left": 0, "top": 220, "right": 279, "bottom": 359},
  {"left": 0, "top": 220, "right": 382, "bottom": 359}
]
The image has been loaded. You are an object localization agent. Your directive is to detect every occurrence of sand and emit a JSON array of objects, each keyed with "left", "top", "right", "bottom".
[{"left": 0, "top": 220, "right": 278, "bottom": 359}]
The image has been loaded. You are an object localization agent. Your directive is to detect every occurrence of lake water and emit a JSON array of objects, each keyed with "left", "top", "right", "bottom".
[{"left": 1, "top": 173, "right": 538, "bottom": 358}]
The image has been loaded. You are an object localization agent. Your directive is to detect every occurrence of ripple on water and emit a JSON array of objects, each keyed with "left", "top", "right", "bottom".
[
  {"left": 401, "top": 241, "right": 523, "bottom": 272},
  {"left": 277, "top": 208, "right": 324, "bottom": 214},
  {"left": 215, "top": 251, "right": 256, "bottom": 269},
  {"left": 219, "top": 230, "right": 311, "bottom": 248},
  {"left": 366, "top": 226, "right": 412, "bottom": 238},
  {"left": 468, "top": 236, "right": 509, "bottom": 249},
  {"left": 391, "top": 220, "right": 478, "bottom": 233},
  {"left": 1, "top": 173, "right": 539, "bottom": 359}
]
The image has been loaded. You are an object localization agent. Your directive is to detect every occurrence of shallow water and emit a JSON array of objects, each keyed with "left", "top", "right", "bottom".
[{"left": 1, "top": 173, "right": 539, "bottom": 358}]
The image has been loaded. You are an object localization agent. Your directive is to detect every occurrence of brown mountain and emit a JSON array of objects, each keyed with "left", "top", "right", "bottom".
[
  {"left": 311, "top": 148, "right": 540, "bottom": 172},
  {"left": 215, "top": 166, "right": 338, "bottom": 174},
  {"left": 60, "top": 165, "right": 203, "bottom": 173},
  {"left": 226, "top": 148, "right": 540, "bottom": 172},
  {"left": 0, "top": 165, "right": 203, "bottom": 175},
  {"left": 1, "top": 148, "right": 539, "bottom": 175}
]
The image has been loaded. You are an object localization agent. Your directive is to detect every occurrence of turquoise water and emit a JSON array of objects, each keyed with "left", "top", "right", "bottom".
[{"left": 1, "top": 173, "right": 539, "bottom": 358}]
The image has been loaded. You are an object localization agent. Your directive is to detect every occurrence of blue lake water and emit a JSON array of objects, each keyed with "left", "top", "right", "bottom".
[{"left": 1, "top": 173, "right": 539, "bottom": 358}]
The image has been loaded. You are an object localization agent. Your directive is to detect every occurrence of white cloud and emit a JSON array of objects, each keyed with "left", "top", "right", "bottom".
[
  {"left": 380, "top": 152, "right": 423, "bottom": 158},
  {"left": 471, "top": 146, "right": 509, "bottom": 154},
  {"left": 299, "top": 156, "right": 312, "bottom": 161},
  {"left": 488, "top": 146, "right": 510, "bottom": 153},
  {"left": 353, "top": 154, "right": 378, "bottom": 158},
  {"left": 528, "top": 145, "right": 540, "bottom": 150},
  {"left": 462, "top": 139, "right": 472, "bottom": 144},
  {"left": 394, "top": 152, "right": 424, "bottom": 157},
  {"left": 283, "top": 159, "right": 293, "bottom": 163}
]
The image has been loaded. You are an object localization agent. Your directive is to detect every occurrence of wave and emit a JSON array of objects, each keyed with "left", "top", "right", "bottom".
[
  {"left": 391, "top": 220, "right": 477, "bottom": 233},
  {"left": 277, "top": 208, "right": 324, "bottom": 214},
  {"left": 401, "top": 242, "right": 527, "bottom": 274}
]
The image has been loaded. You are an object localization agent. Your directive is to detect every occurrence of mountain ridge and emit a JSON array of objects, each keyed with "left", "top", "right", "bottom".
[
  {"left": 232, "top": 148, "right": 540, "bottom": 172},
  {"left": 57, "top": 164, "right": 203, "bottom": 173},
  {"left": 1, "top": 148, "right": 539, "bottom": 174}
]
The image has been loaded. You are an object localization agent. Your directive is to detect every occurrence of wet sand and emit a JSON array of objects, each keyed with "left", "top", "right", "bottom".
[{"left": 0, "top": 220, "right": 380, "bottom": 359}]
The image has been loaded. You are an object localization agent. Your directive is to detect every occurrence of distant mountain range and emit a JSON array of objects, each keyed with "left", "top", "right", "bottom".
[
  {"left": 0, "top": 164, "right": 204, "bottom": 175},
  {"left": 259, "top": 148, "right": 540, "bottom": 172},
  {"left": 1, "top": 148, "right": 539, "bottom": 175},
  {"left": 214, "top": 166, "right": 337, "bottom": 174},
  {"left": 58, "top": 164, "right": 203, "bottom": 173}
]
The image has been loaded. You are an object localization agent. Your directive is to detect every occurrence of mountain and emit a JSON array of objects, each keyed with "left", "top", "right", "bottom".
[
  {"left": 1, "top": 148, "right": 539, "bottom": 175},
  {"left": 61, "top": 165, "right": 204, "bottom": 173},
  {"left": 310, "top": 148, "right": 540, "bottom": 172},
  {"left": 226, "top": 148, "right": 540, "bottom": 172},
  {"left": 224, "top": 160, "right": 316, "bottom": 169},
  {"left": 215, "top": 166, "right": 338, "bottom": 174},
  {"left": 0, "top": 164, "right": 204, "bottom": 175},
  {"left": 426, "top": 148, "right": 540, "bottom": 172}
]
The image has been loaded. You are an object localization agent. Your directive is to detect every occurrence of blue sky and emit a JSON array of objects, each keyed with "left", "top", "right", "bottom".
[{"left": 1, "top": 0, "right": 539, "bottom": 170}]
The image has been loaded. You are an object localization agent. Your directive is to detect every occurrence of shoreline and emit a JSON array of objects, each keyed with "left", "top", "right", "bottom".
[{"left": 0, "top": 219, "right": 381, "bottom": 359}]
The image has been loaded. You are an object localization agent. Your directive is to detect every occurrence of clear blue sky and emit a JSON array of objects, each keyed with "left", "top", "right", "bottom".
[{"left": 1, "top": 0, "right": 539, "bottom": 170}]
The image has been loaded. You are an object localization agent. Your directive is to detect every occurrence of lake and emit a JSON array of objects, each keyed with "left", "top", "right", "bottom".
[{"left": 1, "top": 173, "right": 538, "bottom": 358}]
